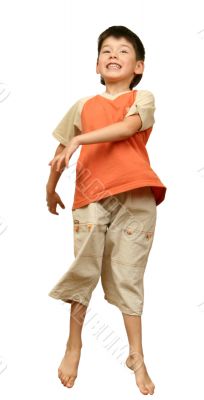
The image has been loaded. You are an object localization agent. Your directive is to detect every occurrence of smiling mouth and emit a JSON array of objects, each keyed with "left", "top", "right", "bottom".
[{"left": 106, "top": 63, "right": 121, "bottom": 69}]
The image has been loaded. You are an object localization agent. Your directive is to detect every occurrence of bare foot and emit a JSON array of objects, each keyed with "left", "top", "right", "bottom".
[
  {"left": 126, "top": 351, "right": 155, "bottom": 395},
  {"left": 58, "top": 345, "right": 82, "bottom": 388}
]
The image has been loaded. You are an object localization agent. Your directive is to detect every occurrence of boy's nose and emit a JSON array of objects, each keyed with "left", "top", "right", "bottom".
[{"left": 109, "top": 54, "right": 118, "bottom": 59}]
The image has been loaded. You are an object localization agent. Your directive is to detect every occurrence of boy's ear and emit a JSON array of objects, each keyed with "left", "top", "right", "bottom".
[
  {"left": 134, "top": 60, "right": 145, "bottom": 75},
  {"left": 96, "top": 61, "right": 100, "bottom": 74}
]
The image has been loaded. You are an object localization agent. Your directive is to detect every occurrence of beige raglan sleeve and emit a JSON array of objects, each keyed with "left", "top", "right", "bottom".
[
  {"left": 52, "top": 99, "right": 83, "bottom": 146},
  {"left": 125, "top": 90, "right": 156, "bottom": 131}
]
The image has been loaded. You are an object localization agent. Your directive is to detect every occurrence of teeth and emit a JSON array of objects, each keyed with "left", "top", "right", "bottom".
[{"left": 107, "top": 63, "right": 121, "bottom": 69}]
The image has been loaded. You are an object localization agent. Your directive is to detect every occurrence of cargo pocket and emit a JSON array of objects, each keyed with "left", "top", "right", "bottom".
[
  {"left": 73, "top": 218, "right": 106, "bottom": 258},
  {"left": 119, "top": 228, "right": 154, "bottom": 267},
  {"left": 108, "top": 214, "right": 156, "bottom": 267}
]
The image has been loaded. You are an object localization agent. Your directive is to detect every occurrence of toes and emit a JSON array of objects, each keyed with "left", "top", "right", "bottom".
[
  {"left": 147, "top": 384, "right": 155, "bottom": 395},
  {"left": 66, "top": 376, "right": 77, "bottom": 388},
  {"left": 138, "top": 383, "right": 155, "bottom": 395},
  {"left": 59, "top": 373, "right": 70, "bottom": 387},
  {"left": 61, "top": 375, "right": 68, "bottom": 386},
  {"left": 139, "top": 385, "right": 149, "bottom": 395},
  {"left": 136, "top": 379, "right": 149, "bottom": 395}
]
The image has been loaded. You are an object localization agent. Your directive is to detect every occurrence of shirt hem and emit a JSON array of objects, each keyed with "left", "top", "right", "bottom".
[{"left": 72, "top": 180, "right": 167, "bottom": 210}]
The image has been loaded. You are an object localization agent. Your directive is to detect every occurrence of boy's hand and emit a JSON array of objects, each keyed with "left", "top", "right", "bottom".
[
  {"left": 48, "top": 138, "right": 80, "bottom": 172},
  {"left": 46, "top": 190, "right": 65, "bottom": 215}
]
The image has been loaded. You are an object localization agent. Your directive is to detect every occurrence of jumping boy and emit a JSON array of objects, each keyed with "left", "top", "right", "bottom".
[{"left": 46, "top": 25, "right": 167, "bottom": 395}]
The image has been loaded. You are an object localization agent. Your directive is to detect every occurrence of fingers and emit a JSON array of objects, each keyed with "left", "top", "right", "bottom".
[
  {"left": 59, "top": 200, "right": 65, "bottom": 209},
  {"left": 51, "top": 157, "right": 67, "bottom": 172},
  {"left": 65, "top": 153, "right": 70, "bottom": 168},
  {"left": 46, "top": 197, "right": 58, "bottom": 215},
  {"left": 48, "top": 206, "right": 59, "bottom": 215},
  {"left": 51, "top": 210, "right": 59, "bottom": 215},
  {"left": 46, "top": 199, "right": 65, "bottom": 214},
  {"left": 48, "top": 150, "right": 70, "bottom": 171},
  {"left": 46, "top": 202, "right": 58, "bottom": 215},
  {"left": 48, "top": 155, "right": 62, "bottom": 171},
  {"left": 56, "top": 160, "right": 63, "bottom": 172}
]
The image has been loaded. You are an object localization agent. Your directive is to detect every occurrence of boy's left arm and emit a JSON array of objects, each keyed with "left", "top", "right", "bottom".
[
  {"left": 50, "top": 90, "right": 155, "bottom": 171},
  {"left": 74, "top": 89, "right": 155, "bottom": 144},
  {"left": 49, "top": 116, "right": 142, "bottom": 171},
  {"left": 75, "top": 114, "right": 142, "bottom": 144}
]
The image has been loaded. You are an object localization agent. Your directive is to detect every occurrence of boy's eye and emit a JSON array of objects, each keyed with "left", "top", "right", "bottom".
[{"left": 102, "top": 50, "right": 128, "bottom": 54}]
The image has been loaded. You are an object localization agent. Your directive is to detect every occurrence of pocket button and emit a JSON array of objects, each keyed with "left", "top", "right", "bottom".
[{"left": 145, "top": 232, "right": 153, "bottom": 240}]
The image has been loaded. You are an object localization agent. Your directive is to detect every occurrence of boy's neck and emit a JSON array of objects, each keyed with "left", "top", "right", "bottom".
[{"left": 104, "top": 82, "right": 131, "bottom": 95}]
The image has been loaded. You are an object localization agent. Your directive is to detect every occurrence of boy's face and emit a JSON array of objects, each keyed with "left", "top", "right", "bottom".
[{"left": 96, "top": 36, "right": 144, "bottom": 87}]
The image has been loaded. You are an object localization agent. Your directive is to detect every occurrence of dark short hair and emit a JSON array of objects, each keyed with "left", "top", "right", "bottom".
[{"left": 97, "top": 25, "right": 145, "bottom": 89}]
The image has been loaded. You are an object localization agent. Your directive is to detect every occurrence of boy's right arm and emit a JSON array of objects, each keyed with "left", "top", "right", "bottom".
[
  {"left": 46, "top": 143, "right": 66, "bottom": 215},
  {"left": 46, "top": 97, "right": 86, "bottom": 213}
]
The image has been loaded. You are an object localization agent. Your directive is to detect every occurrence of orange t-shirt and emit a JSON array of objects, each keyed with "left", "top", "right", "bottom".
[{"left": 72, "top": 90, "right": 166, "bottom": 209}]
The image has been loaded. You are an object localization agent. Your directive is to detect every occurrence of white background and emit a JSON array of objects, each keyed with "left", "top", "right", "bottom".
[{"left": 1, "top": 0, "right": 204, "bottom": 398}]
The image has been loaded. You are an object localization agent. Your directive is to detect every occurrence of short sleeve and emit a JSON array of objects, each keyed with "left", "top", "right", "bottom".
[
  {"left": 52, "top": 99, "right": 82, "bottom": 146},
  {"left": 125, "top": 90, "right": 156, "bottom": 131}
]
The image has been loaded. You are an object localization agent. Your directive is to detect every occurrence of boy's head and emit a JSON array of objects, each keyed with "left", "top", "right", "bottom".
[{"left": 96, "top": 26, "right": 145, "bottom": 90}]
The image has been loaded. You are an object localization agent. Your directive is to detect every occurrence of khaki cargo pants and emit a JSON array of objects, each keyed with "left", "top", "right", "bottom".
[{"left": 48, "top": 186, "right": 157, "bottom": 316}]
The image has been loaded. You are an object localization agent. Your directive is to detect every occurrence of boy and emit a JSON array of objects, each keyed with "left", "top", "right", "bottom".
[{"left": 46, "top": 25, "right": 166, "bottom": 395}]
